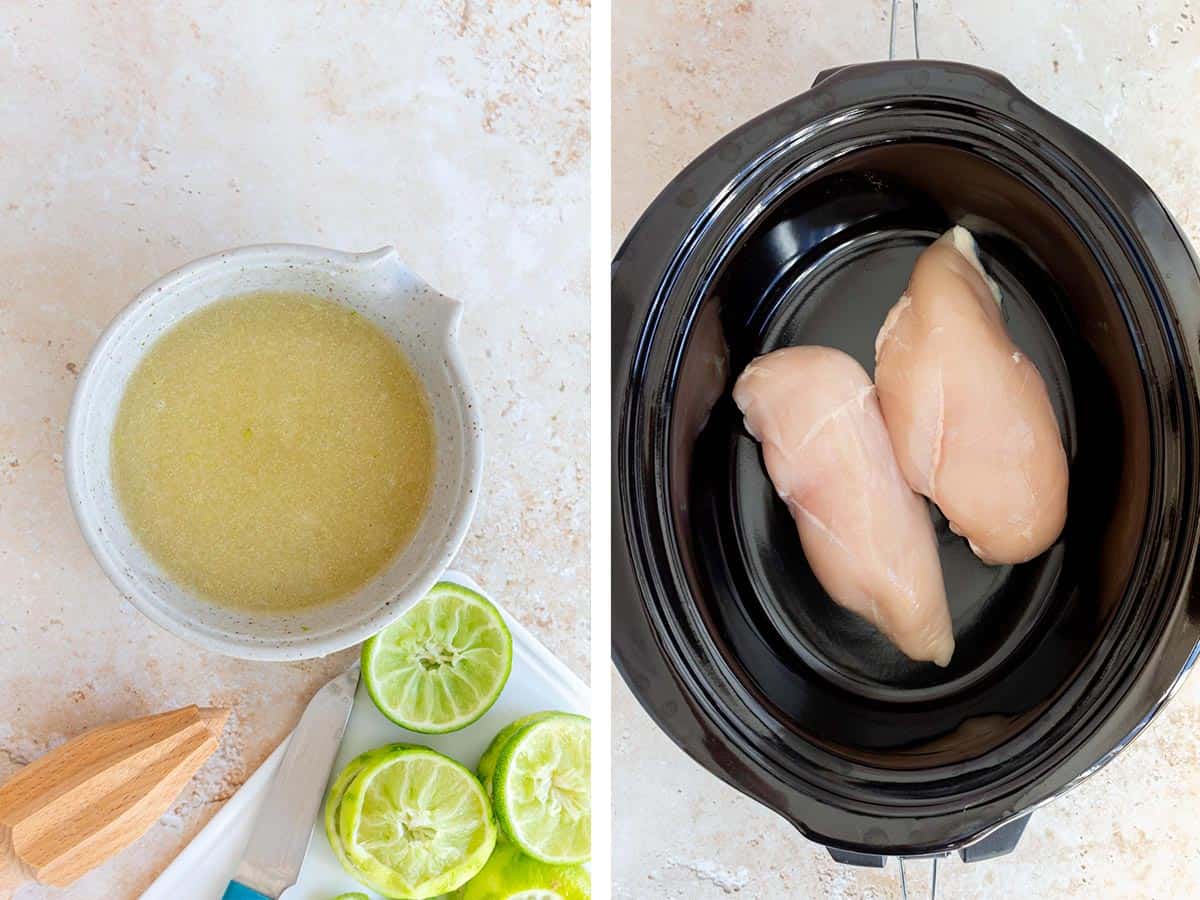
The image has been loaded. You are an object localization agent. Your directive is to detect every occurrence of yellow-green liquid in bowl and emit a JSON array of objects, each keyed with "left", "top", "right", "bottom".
[{"left": 111, "top": 292, "right": 435, "bottom": 612}]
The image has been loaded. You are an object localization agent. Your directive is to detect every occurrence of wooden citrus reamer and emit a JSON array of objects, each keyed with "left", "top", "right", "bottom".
[{"left": 0, "top": 705, "right": 228, "bottom": 897}]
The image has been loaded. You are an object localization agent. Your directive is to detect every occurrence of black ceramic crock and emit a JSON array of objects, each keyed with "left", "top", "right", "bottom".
[{"left": 612, "top": 61, "right": 1200, "bottom": 858}]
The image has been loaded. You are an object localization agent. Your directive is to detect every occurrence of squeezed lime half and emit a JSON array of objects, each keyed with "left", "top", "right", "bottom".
[
  {"left": 453, "top": 843, "right": 590, "bottom": 899},
  {"left": 338, "top": 745, "right": 497, "bottom": 898},
  {"left": 363, "top": 582, "right": 513, "bottom": 733},
  {"left": 493, "top": 716, "right": 591, "bottom": 865}
]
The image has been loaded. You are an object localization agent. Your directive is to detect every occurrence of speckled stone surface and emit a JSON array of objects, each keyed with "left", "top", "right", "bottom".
[
  {"left": 0, "top": 2, "right": 588, "bottom": 897},
  {"left": 614, "top": 1, "right": 1200, "bottom": 897}
]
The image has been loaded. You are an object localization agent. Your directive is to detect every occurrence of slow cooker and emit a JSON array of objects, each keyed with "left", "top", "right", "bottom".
[{"left": 612, "top": 60, "right": 1200, "bottom": 863}]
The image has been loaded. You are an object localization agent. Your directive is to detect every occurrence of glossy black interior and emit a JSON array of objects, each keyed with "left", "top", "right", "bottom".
[
  {"left": 685, "top": 144, "right": 1142, "bottom": 752},
  {"left": 614, "top": 62, "right": 1200, "bottom": 854}
]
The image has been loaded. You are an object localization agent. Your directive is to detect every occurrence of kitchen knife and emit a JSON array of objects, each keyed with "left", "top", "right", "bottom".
[{"left": 222, "top": 663, "right": 360, "bottom": 900}]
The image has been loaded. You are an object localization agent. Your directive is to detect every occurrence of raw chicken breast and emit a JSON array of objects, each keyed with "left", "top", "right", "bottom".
[
  {"left": 733, "top": 346, "right": 954, "bottom": 667},
  {"left": 874, "top": 226, "right": 1068, "bottom": 565}
]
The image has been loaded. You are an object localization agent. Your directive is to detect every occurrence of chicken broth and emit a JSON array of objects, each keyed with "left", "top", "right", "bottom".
[{"left": 110, "top": 292, "right": 435, "bottom": 612}]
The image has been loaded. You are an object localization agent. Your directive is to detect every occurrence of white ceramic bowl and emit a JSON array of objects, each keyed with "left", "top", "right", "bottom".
[{"left": 66, "top": 244, "right": 483, "bottom": 660}]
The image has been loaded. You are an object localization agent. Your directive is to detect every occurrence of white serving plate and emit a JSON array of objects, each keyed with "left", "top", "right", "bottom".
[{"left": 144, "top": 572, "right": 588, "bottom": 900}]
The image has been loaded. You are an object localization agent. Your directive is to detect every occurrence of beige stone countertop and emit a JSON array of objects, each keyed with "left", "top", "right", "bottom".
[
  {"left": 0, "top": 2, "right": 589, "bottom": 897},
  {"left": 614, "top": 1, "right": 1200, "bottom": 897}
]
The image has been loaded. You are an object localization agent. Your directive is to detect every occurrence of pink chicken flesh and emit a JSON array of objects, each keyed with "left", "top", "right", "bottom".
[
  {"left": 733, "top": 346, "right": 954, "bottom": 667},
  {"left": 874, "top": 226, "right": 1069, "bottom": 565}
]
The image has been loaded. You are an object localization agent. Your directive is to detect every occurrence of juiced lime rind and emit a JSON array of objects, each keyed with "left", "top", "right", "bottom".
[
  {"left": 363, "top": 581, "right": 513, "bottom": 734},
  {"left": 477, "top": 711, "right": 567, "bottom": 794},
  {"left": 323, "top": 744, "right": 411, "bottom": 897},
  {"left": 339, "top": 745, "right": 497, "bottom": 898},
  {"left": 452, "top": 843, "right": 591, "bottom": 900},
  {"left": 330, "top": 893, "right": 370, "bottom": 900},
  {"left": 493, "top": 716, "right": 591, "bottom": 865}
]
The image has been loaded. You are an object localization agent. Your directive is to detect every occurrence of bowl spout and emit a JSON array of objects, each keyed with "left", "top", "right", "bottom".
[{"left": 356, "top": 245, "right": 465, "bottom": 341}]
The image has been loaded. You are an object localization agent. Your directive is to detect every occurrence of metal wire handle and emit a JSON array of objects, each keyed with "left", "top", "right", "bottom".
[
  {"left": 889, "top": 0, "right": 921, "bottom": 60},
  {"left": 899, "top": 856, "right": 938, "bottom": 900}
]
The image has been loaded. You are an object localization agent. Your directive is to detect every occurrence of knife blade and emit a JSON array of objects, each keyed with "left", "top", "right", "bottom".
[{"left": 222, "top": 663, "right": 360, "bottom": 899}]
